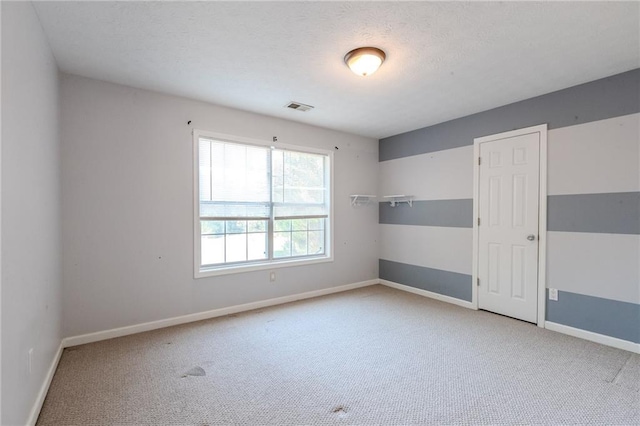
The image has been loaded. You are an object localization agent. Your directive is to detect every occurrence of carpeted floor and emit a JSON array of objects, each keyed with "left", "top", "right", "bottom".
[{"left": 37, "top": 285, "right": 639, "bottom": 425}]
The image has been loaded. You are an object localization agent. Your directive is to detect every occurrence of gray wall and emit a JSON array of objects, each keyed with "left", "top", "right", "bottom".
[
  {"left": 379, "top": 69, "right": 640, "bottom": 343},
  {"left": 60, "top": 74, "right": 379, "bottom": 338},
  {"left": 1, "top": 2, "right": 63, "bottom": 424}
]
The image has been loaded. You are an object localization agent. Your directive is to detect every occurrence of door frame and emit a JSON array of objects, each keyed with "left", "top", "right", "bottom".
[{"left": 471, "top": 124, "right": 548, "bottom": 328}]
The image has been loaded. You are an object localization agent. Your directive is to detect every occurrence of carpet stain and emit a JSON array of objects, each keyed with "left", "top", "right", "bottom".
[
  {"left": 181, "top": 366, "right": 206, "bottom": 378},
  {"left": 611, "top": 354, "right": 640, "bottom": 392},
  {"left": 332, "top": 405, "right": 348, "bottom": 417}
]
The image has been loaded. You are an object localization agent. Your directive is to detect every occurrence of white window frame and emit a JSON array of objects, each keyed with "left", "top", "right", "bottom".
[{"left": 193, "top": 129, "right": 334, "bottom": 278}]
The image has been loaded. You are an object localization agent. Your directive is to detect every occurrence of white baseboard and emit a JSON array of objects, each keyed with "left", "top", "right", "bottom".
[
  {"left": 63, "top": 279, "right": 379, "bottom": 348},
  {"left": 380, "top": 279, "right": 475, "bottom": 310},
  {"left": 26, "top": 343, "right": 64, "bottom": 426},
  {"left": 381, "top": 279, "right": 638, "bottom": 354},
  {"left": 545, "top": 321, "right": 640, "bottom": 354}
]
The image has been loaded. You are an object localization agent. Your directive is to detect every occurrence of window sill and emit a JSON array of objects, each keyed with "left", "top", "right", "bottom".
[{"left": 195, "top": 255, "right": 333, "bottom": 278}]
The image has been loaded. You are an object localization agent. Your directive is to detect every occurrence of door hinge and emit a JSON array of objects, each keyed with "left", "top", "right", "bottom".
[
  {"left": 477, "top": 278, "right": 480, "bottom": 286},
  {"left": 477, "top": 218, "right": 480, "bottom": 226},
  {"left": 478, "top": 157, "right": 481, "bottom": 165}
]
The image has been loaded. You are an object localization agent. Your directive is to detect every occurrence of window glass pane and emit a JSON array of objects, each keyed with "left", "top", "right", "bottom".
[
  {"left": 292, "top": 231, "right": 308, "bottom": 256},
  {"left": 248, "top": 233, "right": 268, "bottom": 261},
  {"left": 201, "top": 139, "right": 270, "bottom": 219},
  {"left": 211, "top": 142, "right": 270, "bottom": 203},
  {"left": 201, "top": 220, "right": 224, "bottom": 235},
  {"left": 201, "top": 235, "right": 224, "bottom": 265},
  {"left": 273, "top": 232, "right": 291, "bottom": 258},
  {"left": 291, "top": 219, "right": 307, "bottom": 231},
  {"left": 307, "top": 218, "right": 324, "bottom": 231},
  {"left": 272, "top": 149, "right": 328, "bottom": 218},
  {"left": 226, "top": 220, "right": 246, "bottom": 234},
  {"left": 282, "top": 151, "right": 325, "bottom": 204},
  {"left": 226, "top": 233, "right": 247, "bottom": 263},
  {"left": 274, "top": 219, "right": 291, "bottom": 232},
  {"left": 248, "top": 220, "right": 267, "bottom": 233},
  {"left": 308, "top": 231, "right": 324, "bottom": 255}
]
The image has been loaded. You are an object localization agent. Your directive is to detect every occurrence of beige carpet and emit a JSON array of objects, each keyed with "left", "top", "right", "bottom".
[{"left": 37, "top": 285, "right": 639, "bottom": 425}]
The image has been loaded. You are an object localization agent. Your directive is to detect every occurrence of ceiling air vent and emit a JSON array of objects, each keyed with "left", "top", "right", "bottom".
[{"left": 285, "top": 101, "right": 314, "bottom": 112}]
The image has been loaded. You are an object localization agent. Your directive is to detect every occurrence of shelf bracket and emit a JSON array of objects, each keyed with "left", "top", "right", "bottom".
[
  {"left": 383, "top": 195, "right": 414, "bottom": 207},
  {"left": 350, "top": 194, "right": 377, "bottom": 207}
]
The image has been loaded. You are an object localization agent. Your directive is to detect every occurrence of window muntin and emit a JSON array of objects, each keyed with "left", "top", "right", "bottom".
[
  {"left": 196, "top": 134, "right": 331, "bottom": 273},
  {"left": 200, "top": 219, "right": 268, "bottom": 266},
  {"left": 273, "top": 217, "right": 325, "bottom": 259}
]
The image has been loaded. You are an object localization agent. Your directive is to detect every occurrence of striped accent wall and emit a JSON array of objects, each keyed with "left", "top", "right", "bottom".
[{"left": 378, "top": 69, "right": 640, "bottom": 344}]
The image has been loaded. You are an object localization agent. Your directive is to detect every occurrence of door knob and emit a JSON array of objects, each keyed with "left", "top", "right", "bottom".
[{"left": 527, "top": 234, "right": 536, "bottom": 241}]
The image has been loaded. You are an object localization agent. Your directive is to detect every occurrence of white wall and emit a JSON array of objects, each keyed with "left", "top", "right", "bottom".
[
  {"left": 1, "top": 2, "right": 62, "bottom": 425},
  {"left": 378, "top": 145, "right": 473, "bottom": 201},
  {"left": 61, "top": 74, "right": 379, "bottom": 338},
  {"left": 547, "top": 114, "right": 639, "bottom": 196}
]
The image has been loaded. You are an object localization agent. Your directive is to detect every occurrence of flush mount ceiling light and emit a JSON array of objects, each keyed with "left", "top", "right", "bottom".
[{"left": 344, "top": 47, "right": 386, "bottom": 77}]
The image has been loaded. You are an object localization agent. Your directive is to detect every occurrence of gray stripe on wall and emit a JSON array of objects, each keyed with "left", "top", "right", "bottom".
[
  {"left": 380, "top": 259, "right": 472, "bottom": 302},
  {"left": 379, "top": 199, "right": 473, "bottom": 228},
  {"left": 548, "top": 192, "right": 640, "bottom": 235},
  {"left": 380, "top": 69, "right": 640, "bottom": 161},
  {"left": 547, "top": 290, "right": 640, "bottom": 343},
  {"left": 380, "top": 192, "right": 640, "bottom": 233}
]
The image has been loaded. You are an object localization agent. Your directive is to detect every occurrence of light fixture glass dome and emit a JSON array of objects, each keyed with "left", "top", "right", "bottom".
[{"left": 344, "top": 47, "right": 386, "bottom": 77}]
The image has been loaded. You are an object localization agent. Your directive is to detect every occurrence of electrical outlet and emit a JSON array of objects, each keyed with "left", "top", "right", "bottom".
[
  {"left": 549, "top": 288, "right": 559, "bottom": 301},
  {"left": 28, "top": 348, "right": 34, "bottom": 375},
  {"left": 269, "top": 272, "right": 276, "bottom": 282}
]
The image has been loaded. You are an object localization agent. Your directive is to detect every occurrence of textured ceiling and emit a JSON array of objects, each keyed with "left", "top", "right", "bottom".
[{"left": 33, "top": 1, "right": 640, "bottom": 139}]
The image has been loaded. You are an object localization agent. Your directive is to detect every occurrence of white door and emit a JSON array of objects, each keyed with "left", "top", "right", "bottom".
[{"left": 477, "top": 132, "right": 540, "bottom": 323}]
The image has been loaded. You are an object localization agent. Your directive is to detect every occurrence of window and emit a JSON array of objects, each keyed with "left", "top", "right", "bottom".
[{"left": 194, "top": 131, "right": 332, "bottom": 276}]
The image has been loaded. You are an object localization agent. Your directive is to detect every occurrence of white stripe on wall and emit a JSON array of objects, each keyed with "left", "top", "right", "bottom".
[
  {"left": 547, "top": 231, "right": 640, "bottom": 305},
  {"left": 548, "top": 113, "right": 640, "bottom": 196},
  {"left": 378, "top": 145, "right": 473, "bottom": 201},
  {"left": 379, "top": 224, "right": 472, "bottom": 275}
]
